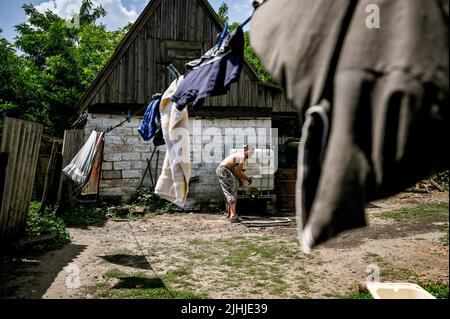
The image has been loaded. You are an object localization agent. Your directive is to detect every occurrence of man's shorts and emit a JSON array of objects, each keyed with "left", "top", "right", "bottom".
[{"left": 215, "top": 165, "right": 237, "bottom": 204}]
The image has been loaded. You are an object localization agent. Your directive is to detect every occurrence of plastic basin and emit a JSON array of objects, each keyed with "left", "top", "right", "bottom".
[{"left": 367, "top": 282, "right": 436, "bottom": 299}]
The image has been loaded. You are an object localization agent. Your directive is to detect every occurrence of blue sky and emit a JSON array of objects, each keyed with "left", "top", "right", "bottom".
[{"left": 0, "top": 0, "right": 252, "bottom": 43}]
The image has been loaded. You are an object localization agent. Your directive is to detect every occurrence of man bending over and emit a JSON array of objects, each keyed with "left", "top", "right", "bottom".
[{"left": 215, "top": 145, "right": 254, "bottom": 223}]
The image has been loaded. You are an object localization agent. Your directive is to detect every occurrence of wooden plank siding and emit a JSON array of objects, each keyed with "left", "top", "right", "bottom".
[
  {"left": 78, "top": 0, "right": 295, "bottom": 116},
  {"left": 0, "top": 117, "right": 43, "bottom": 241}
]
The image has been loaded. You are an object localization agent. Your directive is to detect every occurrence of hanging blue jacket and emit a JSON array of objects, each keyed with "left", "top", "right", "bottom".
[
  {"left": 138, "top": 93, "right": 162, "bottom": 141},
  {"left": 171, "top": 26, "right": 244, "bottom": 110}
]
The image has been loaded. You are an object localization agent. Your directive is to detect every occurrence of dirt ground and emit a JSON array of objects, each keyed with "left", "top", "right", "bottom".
[{"left": 0, "top": 191, "right": 448, "bottom": 299}]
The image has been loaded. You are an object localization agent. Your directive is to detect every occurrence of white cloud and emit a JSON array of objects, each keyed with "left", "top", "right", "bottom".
[
  {"left": 232, "top": 3, "right": 251, "bottom": 13},
  {"left": 35, "top": 0, "right": 138, "bottom": 30}
]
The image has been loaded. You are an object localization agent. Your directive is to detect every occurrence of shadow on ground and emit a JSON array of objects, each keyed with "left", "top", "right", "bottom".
[
  {"left": 99, "top": 254, "right": 152, "bottom": 270},
  {"left": 0, "top": 243, "right": 87, "bottom": 298},
  {"left": 112, "top": 277, "right": 165, "bottom": 289}
]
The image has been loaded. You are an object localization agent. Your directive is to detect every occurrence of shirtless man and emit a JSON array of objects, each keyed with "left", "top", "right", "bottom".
[{"left": 215, "top": 145, "right": 254, "bottom": 223}]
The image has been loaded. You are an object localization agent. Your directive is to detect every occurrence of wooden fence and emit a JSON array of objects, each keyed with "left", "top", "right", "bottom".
[
  {"left": 0, "top": 117, "right": 43, "bottom": 241},
  {"left": 56, "top": 129, "right": 84, "bottom": 210}
]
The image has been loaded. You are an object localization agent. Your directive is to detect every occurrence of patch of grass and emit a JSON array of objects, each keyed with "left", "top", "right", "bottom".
[
  {"left": 163, "top": 267, "right": 192, "bottom": 282},
  {"left": 85, "top": 283, "right": 111, "bottom": 298},
  {"left": 188, "top": 239, "right": 209, "bottom": 246},
  {"left": 62, "top": 204, "right": 107, "bottom": 228},
  {"left": 25, "top": 202, "right": 70, "bottom": 250},
  {"left": 270, "top": 277, "right": 288, "bottom": 295},
  {"left": 438, "top": 222, "right": 449, "bottom": 247},
  {"left": 104, "top": 268, "right": 128, "bottom": 278},
  {"left": 114, "top": 287, "right": 173, "bottom": 299},
  {"left": 421, "top": 281, "right": 449, "bottom": 299},
  {"left": 111, "top": 248, "right": 133, "bottom": 255},
  {"left": 379, "top": 202, "right": 448, "bottom": 222},
  {"left": 86, "top": 270, "right": 207, "bottom": 299},
  {"left": 364, "top": 251, "right": 382, "bottom": 259},
  {"left": 385, "top": 268, "right": 418, "bottom": 282},
  {"left": 440, "top": 233, "right": 449, "bottom": 247},
  {"left": 161, "top": 267, "right": 196, "bottom": 290},
  {"left": 223, "top": 242, "right": 277, "bottom": 268},
  {"left": 336, "top": 290, "right": 373, "bottom": 299},
  {"left": 298, "top": 282, "right": 312, "bottom": 294},
  {"left": 185, "top": 251, "right": 209, "bottom": 261},
  {"left": 249, "top": 289, "right": 261, "bottom": 295},
  {"left": 336, "top": 281, "right": 448, "bottom": 299},
  {"left": 258, "top": 235, "right": 274, "bottom": 241}
]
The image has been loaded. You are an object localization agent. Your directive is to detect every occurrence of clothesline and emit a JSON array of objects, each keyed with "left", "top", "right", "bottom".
[
  {"left": 99, "top": 1, "right": 268, "bottom": 133},
  {"left": 240, "top": 0, "right": 264, "bottom": 28},
  {"left": 65, "top": 1, "right": 266, "bottom": 207}
]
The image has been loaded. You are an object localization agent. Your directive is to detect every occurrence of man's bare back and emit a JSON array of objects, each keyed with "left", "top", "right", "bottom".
[
  {"left": 220, "top": 151, "right": 246, "bottom": 170},
  {"left": 219, "top": 149, "right": 253, "bottom": 185},
  {"left": 216, "top": 146, "right": 254, "bottom": 222}
]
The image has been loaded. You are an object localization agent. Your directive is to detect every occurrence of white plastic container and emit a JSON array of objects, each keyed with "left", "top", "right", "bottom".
[
  {"left": 230, "top": 148, "right": 275, "bottom": 191},
  {"left": 367, "top": 282, "right": 436, "bottom": 299}
]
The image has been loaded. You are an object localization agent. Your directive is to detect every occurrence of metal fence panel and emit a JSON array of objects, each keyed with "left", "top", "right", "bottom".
[{"left": 0, "top": 117, "right": 43, "bottom": 241}]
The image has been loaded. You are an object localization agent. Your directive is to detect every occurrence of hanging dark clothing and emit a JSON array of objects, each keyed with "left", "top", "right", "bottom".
[
  {"left": 250, "top": 0, "right": 449, "bottom": 252},
  {"left": 138, "top": 93, "right": 162, "bottom": 141},
  {"left": 170, "top": 26, "right": 245, "bottom": 110},
  {"left": 152, "top": 121, "right": 165, "bottom": 147}
]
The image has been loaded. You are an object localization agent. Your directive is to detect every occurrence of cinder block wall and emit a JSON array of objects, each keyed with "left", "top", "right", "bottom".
[
  {"left": 189, "top": 118, "right": 272, "bottom": 203},
  {"left": 85, "top": 113, "right": 272, "bottom": 204},
  {"left": 84, "top": 114, "right": 154, "bottom": 200}
]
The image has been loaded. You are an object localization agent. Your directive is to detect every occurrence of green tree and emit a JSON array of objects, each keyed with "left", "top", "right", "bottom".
[
  {"left": 0, "top": 30, "right": 42, "bottom": 125},
  {"left": 217, "top": 2, "right": 229, "bottom": 25},
  {"left": 219, "top": 5, "right": 275, "bottom": 84},
  {"left": 0, "top": 0, "right": 126, "bottom": 136}
]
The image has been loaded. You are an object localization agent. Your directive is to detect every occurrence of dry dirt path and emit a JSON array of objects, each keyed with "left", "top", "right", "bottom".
[{"left": 0, "top": 192, "right": 448, "bottom": 299}]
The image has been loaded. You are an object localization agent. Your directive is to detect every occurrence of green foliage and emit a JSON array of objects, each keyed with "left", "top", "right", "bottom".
[
  {"left": 133, "top": 187, "right": 174, "bottom": 213},
  {"left": 336, "top": 290, "right": 373, "bottom": 299},
  {"left": 0, "top": 0, "right": 126, "bottom": 136},
  {"left": 379, "top": 202, "right": 449, "bottom": 222},
  {"left": 336, "top": 281, "right": 448, "bottom": 299},
  {"left": 86, "top": 270, "right": 207, "bottom": 299},
  {"left": 62, "top": 204, "right": 107, "bottom": 227},
  {"left": 217, "top": 2, "right": 229, "bottom": 25},
  {"left": 243, "top": 31, "right": 275, "bottom": 84},
  {"left": 421, "top": 281, "right": 449, "bottom": 299},
  {"left": 228, "top": 21, "right": 275, "bottom": 85},
  {"left": 440, "top": 231, "right": 448, "bottom": 247},
  {"left": 26, "top": 201, "right": 71, "bottom": 249}
]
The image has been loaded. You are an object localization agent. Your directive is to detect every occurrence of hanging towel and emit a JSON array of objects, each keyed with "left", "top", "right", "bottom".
[
  {"left": 170, "top": 26, "right": 245, "bottom": 110},
  {"left": 154, "top": 76, "right": 191, "bottom": 207},
  {"left": 81, "top": 132, "right": 105, "bottom": 195},
  {"left": 138, "top": 93, "right": 163, "bottom": 141},
  {"left": 250, "top": 0, "right": 449, "bottom": 252},
  {"left": 63, "top": 130, "right": 104, "bottom": 185}
]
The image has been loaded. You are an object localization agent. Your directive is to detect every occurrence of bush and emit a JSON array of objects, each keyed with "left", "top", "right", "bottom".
[
  {"left": 133, "top": 187, "right": 173, "bottom": 213},
  {"left": 62, "top": 204, "right": 107, "bottom": 227},
  {"left": 26, "top": 202, "right": 70, "bottom": 249},
  {"left": 420, "top": 281, "right": 449, "bottom": 299}
]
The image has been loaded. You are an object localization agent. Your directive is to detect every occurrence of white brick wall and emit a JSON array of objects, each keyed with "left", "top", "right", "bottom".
[{"left": 85, "top": 113, "right": 272, "bottom": 203}]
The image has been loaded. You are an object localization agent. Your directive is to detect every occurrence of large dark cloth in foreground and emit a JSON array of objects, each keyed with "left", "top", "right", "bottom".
[{"left": 250, "top": 0, "right": 449, "bottom": 252}]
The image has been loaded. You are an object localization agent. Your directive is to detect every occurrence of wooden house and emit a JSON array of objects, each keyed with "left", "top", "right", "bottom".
[{"left": 76, "top": 0, "right": 298, "bottom": 209}]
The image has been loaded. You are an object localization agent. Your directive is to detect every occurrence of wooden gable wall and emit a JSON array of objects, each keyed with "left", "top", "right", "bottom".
[{"left": 78, "top": 0, "right": 295, "bottom": 115}]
